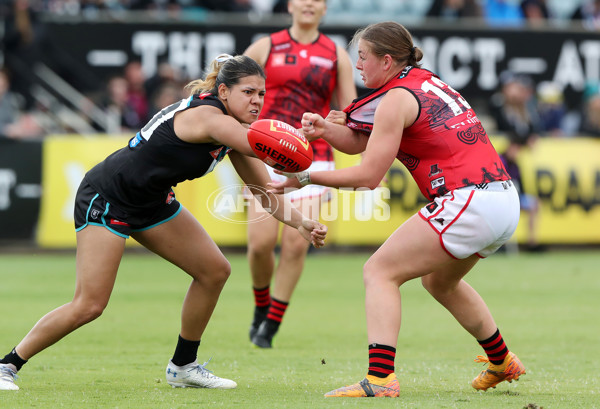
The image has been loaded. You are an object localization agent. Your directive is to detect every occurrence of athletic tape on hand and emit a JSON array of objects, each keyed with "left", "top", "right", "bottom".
[{"left": 280, "top": 170, "right": 311, "bottom": 186}]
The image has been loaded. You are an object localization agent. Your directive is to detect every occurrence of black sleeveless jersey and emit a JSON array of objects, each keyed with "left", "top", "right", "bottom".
[{"left": 84, "top": 94, "right": 232, "bottom": 213}]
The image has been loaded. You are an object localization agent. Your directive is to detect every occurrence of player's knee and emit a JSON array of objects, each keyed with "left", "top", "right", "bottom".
[
  {"left": 73, "top": 300, "right": 107, "bottom": 325},
  {"left": 282, "top": 235, "right": 310, "bottom": 260},
  {"left": 364, "top": 258, "right": 412, "bottom": 288},
  {"left": 421, "top": 275, "right": 435, "bottom": 293},
  {"left": 86, "top": 304, "right": 106, "bottom": 322},
  {"left": 220, "top": 260, "right": 232, "bottom": 280},
  {"left": 421, "top": 275, "right": 453, "bottom": 299},
  {"left": 363, "top": 259, "right": 385, "bottom": 288},
  {"left": 188, "top": 256, "right": 230, "bottom": 288},
  {"left": 247, "top": 238, "right": 276, "bottom": 259},
  {"left": 206, "top": 258, "right": 231, "bottom": 287}
]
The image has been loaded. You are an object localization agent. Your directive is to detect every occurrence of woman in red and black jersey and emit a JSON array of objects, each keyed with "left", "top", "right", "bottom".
[
  {"left": 242, "top": 0, "right": 356, "bottom": 349},
  {"left": 269, "top": 22, "right": 526, "bottom": 397}
]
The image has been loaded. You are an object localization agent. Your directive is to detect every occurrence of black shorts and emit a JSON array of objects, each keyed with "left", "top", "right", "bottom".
[{"left": 74, "top": 179, "right": 182, "bottom": 238}]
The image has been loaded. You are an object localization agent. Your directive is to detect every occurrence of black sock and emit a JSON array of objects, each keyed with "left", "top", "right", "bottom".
[
  {"left": 0, "top": 348, "right": 28, "bottom": 371},
  {"left": 171, "top": 335, "right": 200, "bottom": 367},
  {"left": 256, "top": 305, "right": 269, "bottom": 314}
]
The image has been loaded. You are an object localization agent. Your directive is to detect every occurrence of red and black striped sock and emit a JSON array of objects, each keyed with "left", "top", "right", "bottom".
[
  {"left": 266, "top": 297, "right": 288, "bottom": 324},
  {"left": 477, "top": 328, "right": 509, "bottom": 365},
  {"left": 253, "top": 285, "right": 270, "bottom": 308},
  {"left": 367, "top": 343, "right": 396, "bottom": 378}
]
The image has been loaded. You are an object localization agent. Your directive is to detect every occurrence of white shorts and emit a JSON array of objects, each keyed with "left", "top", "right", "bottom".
[
  {"left": 249, "top": 161, "right": 334, "bottom": 202},
  {"left": 419, "top": 180, "right": 520, "bottom": 259}
]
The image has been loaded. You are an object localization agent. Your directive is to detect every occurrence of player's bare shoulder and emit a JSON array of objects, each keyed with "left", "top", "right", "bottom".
[
  {"left": 381, "top": 88, "right": 419, "bottom": 128},
  {"left": 244, "top": 35, "right": 271, "bottom": 67},
  {"left": 175, "top": 103, "right": 224, "bottom": 144}
]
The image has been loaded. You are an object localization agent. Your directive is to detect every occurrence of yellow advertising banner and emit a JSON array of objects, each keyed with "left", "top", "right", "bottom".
[
  {"left": 330, "top": 137, "right": 600, "bottom": 245},
  {"left": 518, "top": 138, "right": 600, "bottom": 243},
  {"left": 37, "top": 136, "right": 131, "bottom": 247},
  {"left": 37, "top": 136, "right": 249, "bottom": 248},
  {"left": 37, "top": 135, "right": 600, "bottom": 248},
  {"left": 173, "top": 163, "right": 250, "bottom": 246}
]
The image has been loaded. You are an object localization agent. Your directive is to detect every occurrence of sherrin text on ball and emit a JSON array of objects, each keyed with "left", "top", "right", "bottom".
[{"left": 247, "top": 119, "right": 313, "bottom": 172}]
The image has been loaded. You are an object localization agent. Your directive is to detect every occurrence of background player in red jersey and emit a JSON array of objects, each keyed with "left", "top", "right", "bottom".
[
  {"left": 243, "top": 0, "right": 356, "bottom": 348},
  {"left": 268, "top": 21, "right": 526, "bottom": 397}
]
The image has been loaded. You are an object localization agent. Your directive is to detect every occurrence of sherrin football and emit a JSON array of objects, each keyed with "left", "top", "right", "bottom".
[{"left": 247, "top": 119, "right": 313, "bottom": 172}]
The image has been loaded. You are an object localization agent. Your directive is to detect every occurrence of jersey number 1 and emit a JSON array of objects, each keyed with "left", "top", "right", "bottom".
[{"left": 421, "top": 77, "right": 471, "bottom": 116}]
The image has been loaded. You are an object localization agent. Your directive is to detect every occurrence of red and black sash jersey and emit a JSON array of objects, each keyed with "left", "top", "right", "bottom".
[
  {"left": 85, "top": 94, "right": 232, "bottom": 213},
  {"left": 260, "top": 29, "right": 337, "bottom": 161},
  {"left": 344, "top": 66, "right": 510, "bottom": 200}
]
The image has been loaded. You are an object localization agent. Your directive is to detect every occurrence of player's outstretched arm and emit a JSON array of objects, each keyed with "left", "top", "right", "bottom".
[
  {"left": 229, "top": 151, "right": 326, "bottom": 247},
  {"left": 272, "top": 89, "right": 416, "bottom": 193}
]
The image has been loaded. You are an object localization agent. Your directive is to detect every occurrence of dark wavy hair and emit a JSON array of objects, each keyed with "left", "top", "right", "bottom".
[{"left": 185, "top": 54, "right": 266, "bottom": 95}]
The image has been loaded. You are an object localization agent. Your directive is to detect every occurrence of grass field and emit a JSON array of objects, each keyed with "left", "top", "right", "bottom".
[{"left": 0, "top": 249, "right": 599, "bottom": 408}]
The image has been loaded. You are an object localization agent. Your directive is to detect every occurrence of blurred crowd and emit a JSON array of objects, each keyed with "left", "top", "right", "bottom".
[
  {"left": 3, "top": 0, "right": 600, "bottom": 142},
  {"left": 3, "top": 0, "right": 600, "bottom": 253},
  {"left": 1, "top": 0, "right": 599, "bottom": 25},
  {"left": 427, "top": 0, "right": 600, "bottom": 28},
  {"left": 99, "top": 59, "right": 191, "bottom": 132},
  {"left": 0, "top": 0, "right": 278, "bottom": 16},
  {"left": 4, "top": 0, "right": 600, "bottom": 138}
]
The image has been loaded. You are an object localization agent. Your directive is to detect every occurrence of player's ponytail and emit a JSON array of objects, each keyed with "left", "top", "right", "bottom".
[
  {"left": 408, "top": 46, "right": 423, "bottom": 68},
  {"left": 185, "top": 54, "right": 265, "bottom": 96}
]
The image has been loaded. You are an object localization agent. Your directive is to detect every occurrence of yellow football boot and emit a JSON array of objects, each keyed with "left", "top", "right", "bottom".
[
  {"left": 472, "top": 352, "right": 526, "bottom": 391},
  {"left": 324, "top": 373, "right": 400, "bottom": 397}
]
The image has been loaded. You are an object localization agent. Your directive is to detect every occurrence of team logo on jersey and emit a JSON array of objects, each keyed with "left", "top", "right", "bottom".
[
  {"left": 431, "top": 177, "right": 445, "bottom": 189},
  {"left": 210, "top": 147, "right": 222, "bottom": 159},
  {"left": 429, "top": 164, "right": 442, "bottom": 177},
  {"left": 457, "top": 123, "right": 487, "bottom": 145},
  {"left": 272, "top": 53, "right": 286, "bottom": 67},
  {"left": 271, "top": 53, "right": 297, "bottom": 65},
  {"left": 309, "top": 56, "right": 334, "bottom": 69},
  {"left": 285, "top": 55, "right": 297, "bottom": 65},
  {"left": 273, "top": 43, "right": 291, "bottom": 52},
  {"left": 166, "top": 191, "right": 175, "bottom": 205},
  {"left": 399, "top": 66, "right": 413, "bottom": 79},
  {"left": 209, "top": 146, "right": 232, "bottom": 161},
  {"left": 129, "top": 133, "right": 143, "bottom": 148},
  {"left": 300, "top": 49, "right": 308, "bottom": 58}
]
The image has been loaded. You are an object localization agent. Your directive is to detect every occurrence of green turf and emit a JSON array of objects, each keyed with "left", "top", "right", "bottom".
[{"left": 0, "top": 249, "right": 599, "bottom": 408}]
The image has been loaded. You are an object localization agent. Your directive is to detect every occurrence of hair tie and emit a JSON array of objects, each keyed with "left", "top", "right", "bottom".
[
  {"left": 215, "top": 53, "right": 234, "bottom": 64},
  {"left": 409, "top": 47, "right": 416, "bottom": 59}
]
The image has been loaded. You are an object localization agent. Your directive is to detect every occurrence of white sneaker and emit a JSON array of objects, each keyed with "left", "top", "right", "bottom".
[
  {"left": 166, "top": 359, "right": 237, "bottom": 389},
  {"left": 0, "top": 364, "right": 19, "bottom": 390}
]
